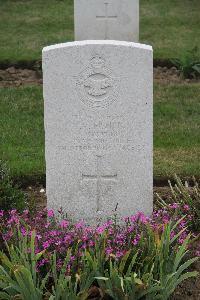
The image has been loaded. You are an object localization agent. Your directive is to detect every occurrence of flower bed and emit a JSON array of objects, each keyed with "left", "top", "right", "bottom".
[{"left": 0, "top": 205, "right": 199, "bottom": 299}]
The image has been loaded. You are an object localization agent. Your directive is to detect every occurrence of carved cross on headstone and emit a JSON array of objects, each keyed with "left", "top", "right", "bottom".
[
  {"left": 82, "top": 155, "right": 117, "bottom": 211},
  {"left": 96, "top": 2, "right": 118, "bottom": 39}
]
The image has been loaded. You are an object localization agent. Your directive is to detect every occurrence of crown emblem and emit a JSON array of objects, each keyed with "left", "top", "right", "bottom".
[
  {"left": 76, "top": 55, "right": 119, "bottom": 109},
  {"left": 90, "top": 55, "right": 105, "bottom": 69}
]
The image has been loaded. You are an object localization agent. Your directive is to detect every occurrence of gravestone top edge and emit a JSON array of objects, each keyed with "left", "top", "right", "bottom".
[{"left": 42, "top": 40, "right": 152, "bottom": 54}]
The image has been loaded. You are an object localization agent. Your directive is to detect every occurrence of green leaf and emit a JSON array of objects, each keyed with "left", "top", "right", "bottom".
[
  {"left": 0, "top": 291, "right": 13, "bottom": 299},
  {"left": 95, "top": 276, "right": 109, "bottom": 281}
]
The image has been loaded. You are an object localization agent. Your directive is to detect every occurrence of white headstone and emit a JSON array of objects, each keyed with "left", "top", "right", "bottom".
[
  {"left": 43, "top": 40, "right": 153, "bottom": 222},
  {"left": 74, "top": 0, "right": 139, "bottom": 42}
]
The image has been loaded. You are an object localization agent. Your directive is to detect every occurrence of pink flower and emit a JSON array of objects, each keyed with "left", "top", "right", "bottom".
[
  {"left": 195, "top": 250, "right": 200, "bottom": 257},
  {"left": 70, "top": 255, "right": 75, "bottom": 262},
  {"left": 49, "top": 230, "right": 59, "bottom": 236},
  {"left": 183, "top": 204, "right": 190, "bottom": 211},
  {"left": 130, "top": 215, "right": 137, "bottom": 223},
  {"left": 45, "top": 222, "right": 51, "bottom": 228},
  {"left": 132, "top": 234, "right": 140, "bottom": 245},
  {"left": 153, "top": 211, "right": 159, "bottom": 218},
  {"left": 179, "top": 220, "right": 186, "bottom": 228},
  {"left": 130, "top": 212, "right": 149, "bottom": 224},
  {"left": 116, "top": 250, "right": 124, "bottom": 258},
  {"left": 75, "top": 220, "right": 85, "bottom": 229},
  {"left": 89, "top": 240, "right": 95, "bottom": 247},
  {"left": 60, "top": 220, "right": 69, "bottom": 229},
  {"left": 35, "top": 248, "right": 41, "bottom": 254},
  {"left": 21, "top": 227, "right": 27, "bottom": 236},
  {"left": 47, "top": 209, "right": 54, "bottom": 218},
  {"left": 3, "top": 231, "right": 13, "bottom": 241},
  {"left": 137, "top": 212, "right": 148, "bottom": 224},
  {"left": 37, "top": 258, "right": 49, "bottom": 268},
  {"left": 178, "top": 238, "right": 185, "bottom": 244},
  {"left": 7, "top": 216, "right": 19, "bottom": 225},
  {"left": 105, "top": 247, "right": 113, "bottom": 255},
  {"left": 170, "top": 231, "right": 175, "bottom": 239},
  {"left": 169, "top": 203, "right": 179, "bottom": 209},
  {"left": 96, "top": 226, "right": 105, "bottom": 234},
  {"left": 162, "top": 216, "right": 170, "bottom": 224},
  {"left": 0, "top": 206, "right": 195, "bottom": 276},
  {"left": 108, "top": 228, "right": 114, "bottom": 234},
  {"left": 55, "top": 240, "right": 61, "bottom": 246},
  {"left": 127, "top": 225, "right": 134, "bottom": 233},
  {"left": 81, "top": 243, "right": 87, "bottom": 249},
  {"left": 43, "top": 241, "right": 51, "bottom": 249},
  {"left": 103, "top": 220, "right": 113, "bottom": 228},
  {"left": 64, "top": 234, "right": 72, "bottom": 243},
  {"left": 36, "top": 234, "right": 42, "bottom": 240}
]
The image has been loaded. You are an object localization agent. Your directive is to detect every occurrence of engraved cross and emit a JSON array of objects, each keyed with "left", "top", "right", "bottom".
[
  {"left": 96, "top": 2, "right": 117, "bottom": 39},
  {"left": 82, "top": 155, "right": 117, "bottom": 211}
]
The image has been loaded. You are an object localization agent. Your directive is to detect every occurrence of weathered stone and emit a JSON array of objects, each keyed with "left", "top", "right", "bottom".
[
  {"left": 43, "top": 40, "right": 153, "bottom": 223},
  {"left": 74, "top": 0, "right": 139, "bottom": 42}
]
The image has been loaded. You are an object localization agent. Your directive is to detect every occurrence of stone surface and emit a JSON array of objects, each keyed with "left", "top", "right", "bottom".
[
  {"left": 43, "top": 40, "right": 153, "bottom": 222},
  {"left": 74, "top": 0, "right": 139, "bottom": 42}
]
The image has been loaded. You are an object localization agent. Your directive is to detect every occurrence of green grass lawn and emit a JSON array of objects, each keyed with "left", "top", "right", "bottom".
[
  {"left": 154, "top": 84, "right": 200, "bottom": 180},
  {"left": 0, "top": 0, "right": 199, "bottom": 63},
  {"left": 0, "top": 87, "right": 45, "bottom": 183},
  {"left": 0, "top": 83, "right": 199, "bottom": 182}
]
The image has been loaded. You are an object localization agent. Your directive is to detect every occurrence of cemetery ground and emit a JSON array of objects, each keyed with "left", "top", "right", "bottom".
[
  {"left": 0, "top": 0, "right": 200, "bottom": 64},
  {"left": 0, "top": 82, "right": 200, "bottom": 184},
  {"left": 0, "top": 78, "right": 200, "bottom": 297},
  {"left": 0, "top": 1, "right": 200, "bottom": 299}
]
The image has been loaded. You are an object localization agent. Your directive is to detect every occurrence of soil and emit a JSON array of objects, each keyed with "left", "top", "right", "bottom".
[
  {"left": 154, "top": 66, "right": 199, "bottom": 85},
  {"left": 24, "top": 185, "right": 46, "bottom": 211},
  {"left": 0, "top": 67, "right": 42, "bottom": 87},
  {"left": 0, "top": 66, "right": 199, "bottom": 87}
]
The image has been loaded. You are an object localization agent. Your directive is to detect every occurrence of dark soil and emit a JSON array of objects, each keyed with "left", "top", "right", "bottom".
[
  {"left": 154, "top": 66, "right": 200, "bottom": 85},
  {"left": 0, "top": 67, "right": 42, "bottom": 87},
  {"left": 25, "top": 185, "right": 46, "bottom": 211},
  {"left": 171, "top": 261, "right": 200, "bottom": 300},
  {"left": 0, "top": 66, "right": 199, "bottom": 87}
]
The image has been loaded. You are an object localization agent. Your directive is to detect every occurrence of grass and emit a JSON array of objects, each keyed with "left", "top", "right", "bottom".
[
  {"left": 0, "top": 87, "right": 45, "bottom": 182},
  {"left": 154, "top": 83, "right": 200, "bottom": 179},
  {"left": 0, "top": 83, "right": 199, "bottom": 182},
  {"left": 0, "top": 0, "right": 74, "bottom": 63},
  {"left": 141, "top": 0, "right": 200, "bottom": 60},
  {"left": 0, "top": 0, "right": 199, "bottom": 63}
]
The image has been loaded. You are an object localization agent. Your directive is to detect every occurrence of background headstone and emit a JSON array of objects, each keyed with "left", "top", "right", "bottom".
[
  {"left": 43, "top": 40, "right": 153, "bottom": 222},
  {"left": 74, "top": 0, "right": 139, "bottom": 42}
]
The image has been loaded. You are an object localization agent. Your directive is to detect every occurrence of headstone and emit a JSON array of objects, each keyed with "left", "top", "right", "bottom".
[
  {"left": 74, "top": 0, "right": 139, "bottom": 42},
  {"left": 43, "top": 40, "right": 153, "bottom": 222}
]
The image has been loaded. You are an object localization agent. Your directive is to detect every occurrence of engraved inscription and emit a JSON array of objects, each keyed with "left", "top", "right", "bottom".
[
  {"left": 76, "top": 55, "right": 119, "bottom": 109},
  {"left": 96, "top": 2, "right": 118, "bottom": 39},
  {"left": 82, "top": 155, "right": 117, "bottom": 211},
  {"left": 68, "top": 114, "right": 138, "bottom": 152}
]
